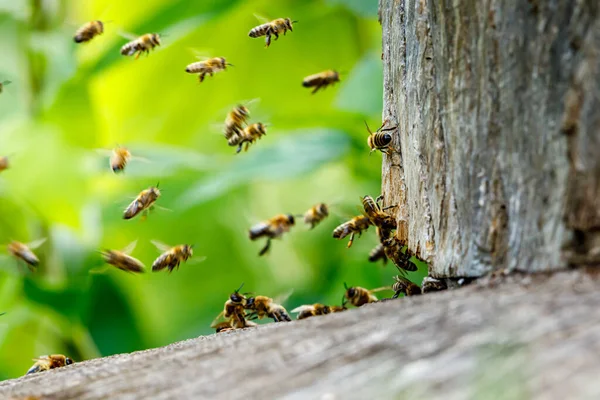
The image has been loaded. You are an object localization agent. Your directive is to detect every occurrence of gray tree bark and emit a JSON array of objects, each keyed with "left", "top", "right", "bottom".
[
  {"left": 1, "top": 271, "right": 599, "bottom": 399},
  {"left": 380, "top": 0, "right": 600, "bottom": 277}
]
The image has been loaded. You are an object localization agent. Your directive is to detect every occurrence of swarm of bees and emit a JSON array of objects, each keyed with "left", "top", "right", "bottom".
[{"left": 2, "top": 11, "right": 448, "bottom": 376}]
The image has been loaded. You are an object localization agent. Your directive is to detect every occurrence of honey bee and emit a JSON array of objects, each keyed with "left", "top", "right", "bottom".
[
  {"left": 108, "top": 146, "right": 131, "bottom": 173},
  {"left": 150, "top": 240, "right": 195, "bottom": 273},
  {"left": 245, "top": 295, "right": 292, "bottom": 322},
  {"left": 0, "top": 80, "right": 11, "bottom": 94},
  {"left": 212, "top": 284, "right": 253, "bottom": 329},
  {"left": 185, "top": 57, "right": 232, "bottom": 83},
  {"left": 332, "top": 215, "right": 371, "bottom": 248},
  {"left": 302, "top": 203, "right": 329, "bottom": 229},
  {"left": 100, "top": 240, "right": 145, "bottom": 273},
  {"left": 7, "top": 238, "right": 47, "bottom": 271},
  {"left": 421, "top": 277, "right": 448, "bottom": 293},
  {"left": 368, "top": 242, "right": 388, "bottom": 265},
  {"left": 362, "top": 195, "right": 396, "bottom": 233},
  {"left": 365, "top": 120, "right": 396, "bottom": 154},
  {"left": 343, "top": 283, "right": 391, "bottom": 307},
  {"left": 229, "top": 122, "right": 267, "bottom": 153},
  {"left": 26, "top": 355, "right": 74, "bottom": 375},
  {"left": 0, "top": 155, "right": 9, "bottom": 172},
  {"left": 73, "top": 20, "right": 104, "bottom": 43},
  {"left": 212, "top": 319, "right": 258, "bottom": 333},
  {"left": 223, "top": 105, "right": 250, "bottom": 140},
  {"left": 123, "top": 184, "right": 161, "bottom": 220},
  {"left": 291, "top": 303, "right": 346, "bottom": 320},
  {"left": 249, "top": 213, "right": 295, "bottom": 256},
  {"left": 382, "top": 235, "right": 417, "bottom": 274},
  {"left": 120, "top": 33, "right": 161, "bottom": 59},
  {"left": 302, "top": 70, "right": 340, "bottom": 94},
  {"left": 392, "top": 275, "right": 422, "bottom": 298},
  {"left": 248, "top": 17, "right": 297, "bottom": 47}
]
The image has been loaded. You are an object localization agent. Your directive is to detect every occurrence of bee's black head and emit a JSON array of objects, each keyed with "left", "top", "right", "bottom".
[
  {"left": 65, "top": 357, "right": 74, "bottom": 365},
  {"left": 287, "top": 214, "right": 295, "bottom": 225}
]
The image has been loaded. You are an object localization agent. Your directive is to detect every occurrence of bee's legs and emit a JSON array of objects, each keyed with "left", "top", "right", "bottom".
[
  {"left": 236, "top": 142, "right": 243, "bottom": 154},
  {"left": 244, "top": 142, "right": 250, "bottom": 152},
  {"left": 135, "top": 52, "right": 141, "bottom": 60},
  {"left": 376, "top": 195, "right": 384, "bottom": 207},
  {"left": 265, "top": 34, "right": 271, "bottom": 47},
  {"left": 311, "top": 84, "right": 322, "bottom": 94},
  {"left": 199, "top": 73, "right": 206, "bottom": 83},
  {"left": 273, "top": 31, "right": 279, "bottom": 40},
  {"left": 347, "top": 233, "right": 355, "bottom": 248},
  {"left": 259, "top": 239, "right": 271, "bottom": 256},
  {"left": 392, "top": 291, "right": 401, "bottom": 299}
]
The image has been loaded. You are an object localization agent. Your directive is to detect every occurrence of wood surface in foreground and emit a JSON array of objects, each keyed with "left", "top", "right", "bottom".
[{"left": 1, "top": 270, "right": 599, "bottom": 399}]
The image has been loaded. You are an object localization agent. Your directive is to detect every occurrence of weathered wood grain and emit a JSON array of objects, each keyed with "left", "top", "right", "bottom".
[
  {"left": 1, "top": 271, "right": 599, "bottom": 399},
  {"left": 380, "top": 0, "right": 600, "bottom": 277}
]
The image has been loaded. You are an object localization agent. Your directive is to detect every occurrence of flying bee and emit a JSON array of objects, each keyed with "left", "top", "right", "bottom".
[
  {"left": 223, "top": 104, "right": 250, "bottom": 140},
  {"left": 343, "top": 283, "right": 391, "bottom": 307},
  {"left": 0, "top": 155, "right": 9, "bottom": 172},
  {"left": 73, "top": 20, "right": 104, "bottom": 43},
  {"left": 301, "top": 203, "right": 329, "bottom": 229},
  {"left": 302, "top": 70, "right": 340, "bottom": 94},
  {"left": 229, "top": 122, "right": 267, "bottom": 153},
  {"left": 120, "top": 33, "right": 161, "bottom": 59},
  {"left": 248, "top": 17, "right": 297, "bottom": 47},
  {"left": 100, "top": 240, "right": 145, "bottom": 273},
  {"left": 382, "top": 235, "right": 417, "bottom": 274},
  {"left": 249, "top": 213, "right": 295, "bottom": 256},
  {"left": 392, "top": 275, "right": 422, "bottom": 298},
  {"left": 185, "top": 57, "right": 233, "bottom": 83},
  {"left": 96, "top": 146, "right": 149, "bottom": 173},
  {"left": 26, "top": 355, "right": 74, "bottom": 375},
  {"left": 368, "top": 242, "right": 388, "bottom": 265},
  {"left": 332, "top": 215, "right": 372, "bottom": 248},
  {"left": 7, "top": 238, "right": 47, "bottom": 271},
  {"left": 0, "top": 80, "right": 11, "bottom": 94},
  {"left": 123, "top": 184, "right": 161, "bottom": 220},
  {"left": 150, "top": 240, "right": 197, "bottom": 273},
  {"left": 366, "top": 120, "right": 396, "bottom": 155},
  {"left": 245, "top": 295, "right": 292, "bottom": 322}
]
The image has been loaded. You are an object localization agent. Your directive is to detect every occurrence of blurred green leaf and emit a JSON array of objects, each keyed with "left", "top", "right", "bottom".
[
  {"left": 177, "top": 129, "right": 351, "bottom": 209},
  {"left": 326, "top": 0, "right": 379, "bottom": 18},
  {"left": 335, "top": 51, "right": 383, "bottom": 115}
]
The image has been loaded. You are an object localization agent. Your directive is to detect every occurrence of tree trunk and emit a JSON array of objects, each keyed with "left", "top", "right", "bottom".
[
  {"left": 380, "top": 0, "right": 600, "bottom": 277},
  {"left": 2, "top": 271, "right": 599, "bottom": 399}
]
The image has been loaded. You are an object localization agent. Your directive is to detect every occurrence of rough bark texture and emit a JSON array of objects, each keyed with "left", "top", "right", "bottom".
[
  {"left": 380, "top": 0, "right": 600, "bottom": 277},
  {"left": 1, "top": 271, "right": 599, "bottom": 400}
]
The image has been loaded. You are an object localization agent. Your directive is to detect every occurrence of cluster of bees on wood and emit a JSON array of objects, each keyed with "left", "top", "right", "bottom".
[{"left": 0, "top": 14, "right": 445, "bottom": 376}]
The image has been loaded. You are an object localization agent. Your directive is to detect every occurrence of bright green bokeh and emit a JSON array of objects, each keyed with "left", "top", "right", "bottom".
[{"left": 0, "top": 0, "right": 426, "bottom": 379}]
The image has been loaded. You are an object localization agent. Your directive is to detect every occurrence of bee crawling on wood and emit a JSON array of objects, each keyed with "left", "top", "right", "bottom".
[
  {"left": 343, "top": 283, "right": 391, "bottom": 307},
  {"left": 26, "top": 355, "right": 74, "bottom": 375},
  {"left": 421, "top": 277, "right": 448, "bottom": 293},
  {"left": 212, "top": 284, "right": 255, "bottom": 330},
  {"left": 249, "top": 213, "right": 295, "bottom": 256},
  {"left": 248, "top": 16, "right": 297, "bottom": 48},
  {"left": 392, "top": 275, "right": 422, "bottom": 298},
  {"left": 366, "top": 119, "right": 396, "bottom": 155},
  {"left": 302, "top": 70, "right": 340, "bottom": 94},
  {"left": 291, "top": 302, "right": 346, "bottom": 320},
  {"left": 382, "top": 235, "right": 417, "bottom": 274}
]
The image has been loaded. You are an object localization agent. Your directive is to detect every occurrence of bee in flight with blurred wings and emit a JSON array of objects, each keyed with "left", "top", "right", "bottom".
[
  {"left": 302, "top": 70, "right": 340, "bottom": 94},
  {"left": 99, "top": 240, "right": 145, "bottom": 274},
  {"left": 300, "top": 203, "right": 330, "bottom": 229},
  {"left": 249, "top": 213, "right": 295, "bottom": 256},
  {"left": 26, "top": 354, "right": 74, "bottom": 375},
  {"left": 6, "top": 238, "right": 47, "bottom": 271},
  {"left": 96, "top": 145, "right": 149, "bottom": 173},
  {"left": 185, "top": 56, "right": 233, "bottom": 83},
  {"left": 248, "top": 15, "right": 297, "bottom": 48},
  {"left": 151, "top": 240, "right": 204, "bottom": 273},
  {"left": 332, "top": 214, "right": 372, "bottom": 248},
  {"left": 73, "top": 20, "right": 105, "bottom": 43},
  {"left": 123, "top": 184, "right": 162, "bottom": 220},
  {"left": 0, "top": 155, "right": 10, "bottom": 172},
  {"left": 120, "top": 32, "right": 161, "bottom": 59}
]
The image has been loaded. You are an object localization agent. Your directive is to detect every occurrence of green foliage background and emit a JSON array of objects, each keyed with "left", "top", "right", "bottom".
[{"left": 0, "top": 0, "right": 425, "bottom": 379}]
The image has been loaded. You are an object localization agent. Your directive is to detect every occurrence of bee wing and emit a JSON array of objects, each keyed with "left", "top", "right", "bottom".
[
  {"left": 291, "top": 305, "right": 314, "bottom": 314},
  {"left": 187, "top": 48, "right": 213, "bottom": 61},
  {"left": 274, "top": 288, "right": 294, "bottom": 305},
  {"left": 150, "top": 240, "right": 172, "bottom": 253},
  {"left": 253, "top": 13, "right": 271, "bottom": 24},
  {"left": 130, "top": 155, "right": 151, "bottom": 163},
  {"left": 120, "top": 240, "right": 138, "bottom": 255},
  {"left": 210, "top": 311, "right": 226, "bottom": 328},
  {"left": 154, "top": 205, "right": 173, "bottom": 212},
  {"left": 95, "top": 148, "right": 114, "bottom": 157},
  {"left": 118, "top": 30, "right": 140, "bottom": 41},
  {"left": 26, "top": 238, "right": 47, "bottom": 250}
]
